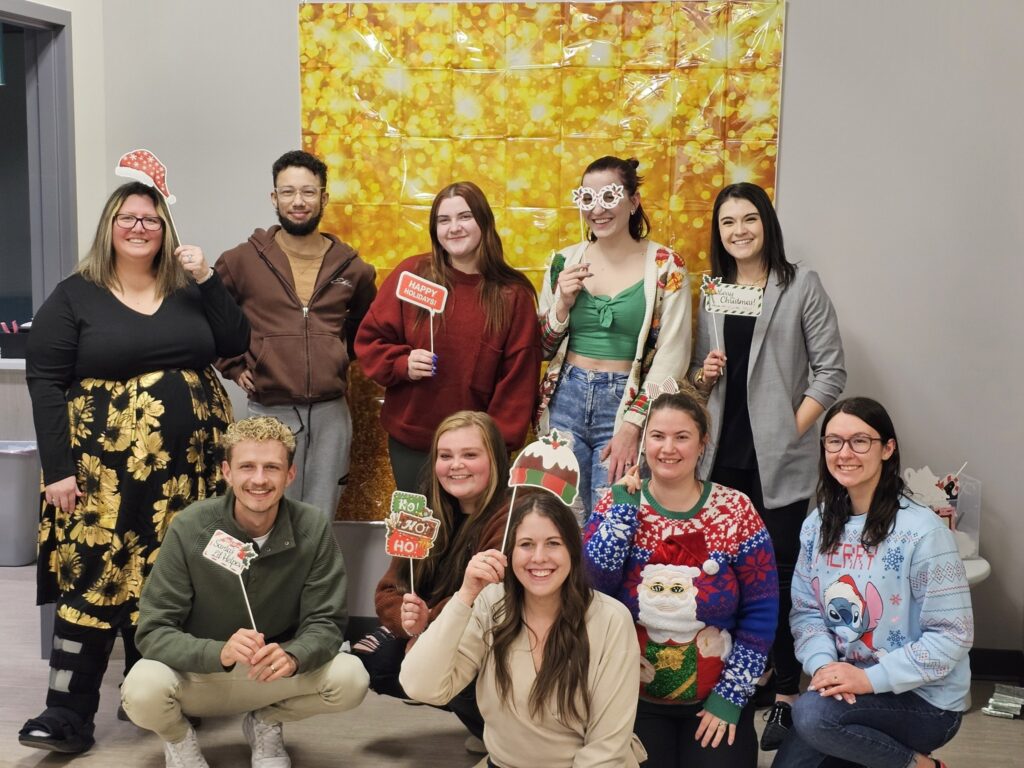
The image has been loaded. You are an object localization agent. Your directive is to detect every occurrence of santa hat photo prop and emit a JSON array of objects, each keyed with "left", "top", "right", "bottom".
[
  {"left": 115, "top": 149, "right": 180, "bottom": 243},
  {"left": 500, "top": 430, "right": 581, "bottom": 551}
]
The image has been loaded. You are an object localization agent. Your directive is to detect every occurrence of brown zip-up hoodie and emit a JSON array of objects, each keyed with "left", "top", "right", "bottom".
[{"left": 214, "top": 226, "right": 377, "bottom": 406}]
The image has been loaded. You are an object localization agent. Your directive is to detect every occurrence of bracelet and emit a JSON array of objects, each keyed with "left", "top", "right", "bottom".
[
  {"left": 196, "top": 267, "right": 214, "bottom": 284},
  {"left": 694, "top": 368, "right": 706, "bottom": 385}
]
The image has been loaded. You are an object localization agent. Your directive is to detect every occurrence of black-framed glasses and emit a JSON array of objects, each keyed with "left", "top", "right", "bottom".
[
  {"left": 114, "top": 214, "right": 164, "bottom": 231},
  {"left": 821, "top": 434, "right": 884, "bottom": 454},
  {"left": 273, "top": 186, "right": 324, "bottom": 202}
]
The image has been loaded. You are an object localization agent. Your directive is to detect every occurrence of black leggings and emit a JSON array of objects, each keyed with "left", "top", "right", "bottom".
[
  {"left": 355, "top": 626, "right": 484, "bottom": 739},
  {"left": 634, "top": 699, "right": 758, "bottom": 768},
  {"left": 710, "top": 464, "right": 807, "bottom": 696}
]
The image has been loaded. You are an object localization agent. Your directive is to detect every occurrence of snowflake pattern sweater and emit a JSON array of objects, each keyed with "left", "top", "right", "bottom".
[
  {"left": 791, "top": 498, "right": 973, "bottom": 712},
  {"left": 582, "top": 481, "right": 778, "bottom": 724}
]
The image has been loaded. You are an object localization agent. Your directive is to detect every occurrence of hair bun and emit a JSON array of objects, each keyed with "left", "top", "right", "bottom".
[{"left": 627, "top": 158, "right": 640, "bottom": 170}]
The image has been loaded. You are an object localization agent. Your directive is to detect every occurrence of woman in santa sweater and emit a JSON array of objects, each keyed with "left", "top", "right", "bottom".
[
  {"left": 354, "top": 181, "right": 541, "bottom": 492},
  {"left": 583, "top": 389, "right": 778, "bottom": 768}
]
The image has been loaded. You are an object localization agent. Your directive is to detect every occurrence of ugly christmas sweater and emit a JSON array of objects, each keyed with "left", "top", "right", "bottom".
[
  {"left": 790, "top": 498, "right": 973, "bottom": 712},
  {"left": 582, "top": 481, "right": 778, "bottom": 724}
]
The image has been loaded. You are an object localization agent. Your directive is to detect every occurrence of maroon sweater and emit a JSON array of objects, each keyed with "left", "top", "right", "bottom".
[{"left": 354, "top": 255, "right": 540, "bottom": 452}]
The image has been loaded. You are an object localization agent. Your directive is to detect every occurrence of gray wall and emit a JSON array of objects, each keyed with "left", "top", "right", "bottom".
[{"left": 34, "top": 0, "right": 1024, "bottom": 651}]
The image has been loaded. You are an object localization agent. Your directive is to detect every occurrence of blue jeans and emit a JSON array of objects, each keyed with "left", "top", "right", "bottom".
[
  {"left": 546, "top": 363, "right": 628, "bottom": 518},
  {"left": 772, "top": 690, "right": 962, "bottom": 768}
]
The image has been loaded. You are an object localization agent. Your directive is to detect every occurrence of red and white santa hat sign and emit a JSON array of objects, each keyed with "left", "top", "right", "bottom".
[{"left": 115, "top": 149, "right": 176, "bottom": 204}]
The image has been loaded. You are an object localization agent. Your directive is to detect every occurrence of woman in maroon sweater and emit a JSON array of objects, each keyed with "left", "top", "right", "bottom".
[{"left": 355, "top": 181, "right": 541, "bottom": 491}]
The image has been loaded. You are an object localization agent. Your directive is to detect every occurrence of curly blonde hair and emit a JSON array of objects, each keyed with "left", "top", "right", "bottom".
[{"left": 221, "top": 416, "right": 297, "bottom": 465}]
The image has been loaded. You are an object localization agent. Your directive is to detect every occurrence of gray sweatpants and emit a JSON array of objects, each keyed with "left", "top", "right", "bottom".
[{"left": 247, "top": 398, "right": 351, "bottom": 518}]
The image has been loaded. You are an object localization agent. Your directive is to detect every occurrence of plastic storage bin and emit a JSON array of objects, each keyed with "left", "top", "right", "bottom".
[{"left": 0, "top": 441, "right": 39, "bottom": 566}]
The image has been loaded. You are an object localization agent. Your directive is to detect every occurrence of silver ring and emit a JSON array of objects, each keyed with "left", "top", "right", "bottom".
[{"left": 271, "top": 664, "right": 277, "bottom": 672}]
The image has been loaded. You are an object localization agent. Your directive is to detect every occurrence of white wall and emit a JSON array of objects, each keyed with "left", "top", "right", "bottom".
[
  {"left": 42, "top": 0, "right": 1024, "bottom": 649},
  {"left": 778, "top": 0, "right": 1023, "bottom": 650}
]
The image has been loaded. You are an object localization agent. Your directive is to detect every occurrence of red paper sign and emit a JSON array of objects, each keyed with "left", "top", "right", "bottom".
[{"left": 395, "top": 271, "right": 448, "bottom": 314}]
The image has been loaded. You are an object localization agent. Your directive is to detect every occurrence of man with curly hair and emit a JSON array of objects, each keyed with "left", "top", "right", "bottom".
[{"left": 121, "top": 416, "right": 368, "bottom": 767}]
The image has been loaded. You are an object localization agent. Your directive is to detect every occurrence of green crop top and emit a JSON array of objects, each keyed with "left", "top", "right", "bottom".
[{"left": 567, "top": 280, "right": 645, "bottom": 360}]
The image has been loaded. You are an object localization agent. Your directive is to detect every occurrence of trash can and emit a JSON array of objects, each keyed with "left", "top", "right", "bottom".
[{"left": 0, "top": 441, "right": 39, "bottom": 566}]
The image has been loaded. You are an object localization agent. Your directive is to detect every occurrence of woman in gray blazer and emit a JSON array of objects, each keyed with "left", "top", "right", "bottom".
[{"left": 688, "top": 183, "right": 846, "bottom": 752}]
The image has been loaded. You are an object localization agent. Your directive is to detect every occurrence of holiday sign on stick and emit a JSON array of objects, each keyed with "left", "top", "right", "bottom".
[
  {"left": 202, "top": 529, "right": 259, "bottom": 631},
  {"left": 501, "top": 430, "right": 581, "bottom": 551},
  {"left": 395, "top": 271, "right": 449, "bottom": 355},
  {"left": 385, "top": 491, "right": 441, "bottom": 595},
  {"left": 115, "top": 149, "right": 181, "bottom": 244},
  {"left": 702, "top": 273, "right": 764, "bottom": 317}
]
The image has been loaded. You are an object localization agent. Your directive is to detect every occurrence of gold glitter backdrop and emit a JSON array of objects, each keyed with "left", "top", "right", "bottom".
[{"left": 299, "top": 1, "right": 785, "bottom": 520}]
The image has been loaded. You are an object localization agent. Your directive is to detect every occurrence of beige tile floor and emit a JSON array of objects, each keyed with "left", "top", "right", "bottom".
[{"left": 1, "top": 564, "right": 1020, "bottom": 767}]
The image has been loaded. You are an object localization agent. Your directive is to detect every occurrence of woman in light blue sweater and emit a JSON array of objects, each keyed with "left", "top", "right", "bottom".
[{"left": 773, "top": 397, "right": 972, "bottom": 768}]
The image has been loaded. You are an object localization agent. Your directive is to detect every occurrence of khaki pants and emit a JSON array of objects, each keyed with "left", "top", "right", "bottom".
[{"left": 121, "top": 653, "right": 369, "bottom": 743}]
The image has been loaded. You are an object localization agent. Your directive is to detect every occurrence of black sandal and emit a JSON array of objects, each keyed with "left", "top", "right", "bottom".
[{"left": 18, "top": 707, "right": 95, "bottom": 754}]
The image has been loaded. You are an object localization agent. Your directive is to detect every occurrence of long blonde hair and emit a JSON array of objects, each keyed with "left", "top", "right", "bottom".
[
  {"left": 410, "top": 411, "right": 510, "bottom": 602},
  {"left": 77, "top": 182, "right": 187, "bottom": 297}
]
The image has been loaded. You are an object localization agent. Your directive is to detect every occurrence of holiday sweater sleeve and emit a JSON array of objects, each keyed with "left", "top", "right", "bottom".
[
  {"left": 864, "top": 527, "right": 974, "bottom": 695},
  {"left": 486, "top": 285, "right": 541, "bottom": 450},
  {"left": 790, "top": 512, "right": 840, "bottom": 676},
  {"left": 582, "top": 485, "right": 642, "bottom": 596},
  {"left": 538, "top": 249, "right": 573, "bottom": 359},
  {"left": 353, "top": 265, "right": 416, "bottom": 385},
  {"left": 703, "top": 496, "right": 779, "bottom": 724},
  {"left": 621, "top": 250, "right": 692, "bottom": 429}
]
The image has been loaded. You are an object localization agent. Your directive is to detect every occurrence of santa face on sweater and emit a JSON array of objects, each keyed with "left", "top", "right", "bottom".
[{"left": 637, "top": 562, "right": 705, "bottom": 644}]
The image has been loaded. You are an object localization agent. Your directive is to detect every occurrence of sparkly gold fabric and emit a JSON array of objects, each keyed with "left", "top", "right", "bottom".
[{"left": 305, "top": 1, "right": 785, "bottom": 520}]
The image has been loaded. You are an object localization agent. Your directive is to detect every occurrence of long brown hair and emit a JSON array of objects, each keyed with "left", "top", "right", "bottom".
[
  {"left": 421, "top": 181, "right": 536, "bottom": 335},
  {"left": 491, "top": 493, "right": 593, "bottom": 725},
  {"left": 77, "top": 182, "right": 187, "bottom": 297},
  {"left": 408, "top": 411, "right": 510, "bottom": 602}
]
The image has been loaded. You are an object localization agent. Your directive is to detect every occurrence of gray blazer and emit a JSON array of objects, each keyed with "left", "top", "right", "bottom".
[{"left": 689, "top": 266, "right": 846, "bottom": 508}]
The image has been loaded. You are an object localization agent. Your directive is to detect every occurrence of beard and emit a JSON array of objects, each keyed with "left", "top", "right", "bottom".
[
  {"left": 277, "top": 206, "right": 324, "bottom": 236},
  {"left": 638, "top": 589, "right": 705, "bottom": 644}
]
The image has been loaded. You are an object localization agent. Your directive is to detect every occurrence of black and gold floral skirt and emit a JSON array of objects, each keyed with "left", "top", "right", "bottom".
[{"left": 37, "top": 367, "right": 233, "bottom": 630}]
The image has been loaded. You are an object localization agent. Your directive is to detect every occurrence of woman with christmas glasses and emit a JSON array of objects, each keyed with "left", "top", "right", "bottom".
[
  {"left": 773, "top": 397, "right": 972, "bottom": 768},
  {"left": 536, "top": 156, "right": 691, "bottom": 520},
  {"left": 583, "top": 389, "right": 779, "bottom": 768},
  {"left": 688, "top": 182, "right": 846, "bottom": 745}
]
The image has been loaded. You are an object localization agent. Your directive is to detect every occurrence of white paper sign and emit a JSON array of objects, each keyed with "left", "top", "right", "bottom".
[
  {"left": 202, "top": 529, "right": 257, "bottom": 575},
  {"left": 703, "top": 283, "right": 763, "bottom": 316}
]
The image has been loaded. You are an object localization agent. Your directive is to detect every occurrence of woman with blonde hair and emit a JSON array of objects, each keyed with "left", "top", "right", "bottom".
[
  {"left": 20, "top": 182, "right": 249, "bottom": 753},
  {"left": 355, "top": 182, "right": 540, "bottom": 492},
  {"left": 354, "top": 410, "right": 513, "bottom": 748}
]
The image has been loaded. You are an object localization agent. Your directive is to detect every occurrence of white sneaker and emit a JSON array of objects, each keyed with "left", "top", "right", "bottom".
[
  {"left": 242, "top": 712, "right": 291, "bottom": 768},
  {"left": 164, "top": 728, "right": 209, "bottom": 768}
]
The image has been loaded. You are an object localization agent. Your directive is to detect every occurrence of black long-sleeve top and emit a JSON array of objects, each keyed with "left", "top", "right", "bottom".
[{"left": 26, "top": 271, "right": 250, "bottom": 484}]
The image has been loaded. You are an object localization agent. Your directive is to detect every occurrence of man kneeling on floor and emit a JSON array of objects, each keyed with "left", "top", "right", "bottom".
[{"left": 121, "top": 416, "right": 369, "bottom": 767}]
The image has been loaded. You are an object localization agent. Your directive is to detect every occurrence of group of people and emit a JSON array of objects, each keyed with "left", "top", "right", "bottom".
[{"left": 18, "top": 148, "right": 973, "bottom": 768}]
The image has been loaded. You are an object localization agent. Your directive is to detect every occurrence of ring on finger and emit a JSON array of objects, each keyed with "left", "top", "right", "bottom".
[{"left": 271, "top": 663, "right": 277, "bottom": 672}]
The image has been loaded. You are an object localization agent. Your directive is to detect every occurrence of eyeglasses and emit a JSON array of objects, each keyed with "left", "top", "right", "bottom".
[
  {"left": 274, "top": 186, "right": 324, "bottom": 202},
  {"left": 114, "top": 214, "right": 164, "bottom": 231},
  {"left": 571, "top": 183, "right": 625, "bottom": 211},
  {"left": 821, "top": 434, "right": 885, "bottom": 454}
]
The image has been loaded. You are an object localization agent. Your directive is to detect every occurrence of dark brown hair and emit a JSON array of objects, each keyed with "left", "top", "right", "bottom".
[
  {"left": 491, "top": 493, "right": 592, "bottom": 725},
  {"left": 710, "top": 182, "right": 795, "bottom": 289},
  {"left": 581, "top": 156, "right": 651, "bottom": 242}
]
